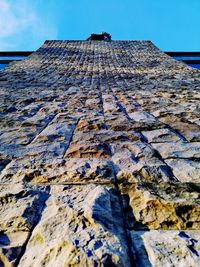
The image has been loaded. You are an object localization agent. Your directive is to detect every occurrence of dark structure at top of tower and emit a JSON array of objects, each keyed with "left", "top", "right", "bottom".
[{"left": 86, "top": 32, "right": 112, "bottom": 41}]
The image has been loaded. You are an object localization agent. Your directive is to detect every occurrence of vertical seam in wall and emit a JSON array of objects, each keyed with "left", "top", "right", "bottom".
[
  {"left": 114, "top": 179, "right": 137, "bottom": 266},
  {"left": 62, "top": 117, "right": 80, "bottom": 158},
  {"left": 15, "top": 187, "right": 50, "bottom": 266}
]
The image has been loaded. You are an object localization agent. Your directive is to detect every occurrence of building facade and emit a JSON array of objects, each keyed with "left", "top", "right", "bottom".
[{"left": 0, "top": 40, "right": 200, "bottom": 266}]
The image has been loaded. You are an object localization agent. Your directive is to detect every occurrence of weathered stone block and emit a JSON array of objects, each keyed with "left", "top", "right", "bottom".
[
  {"left": 130, "top": 230, "right": 200, "bottom": 267},
  {"left": 0, "top": 184, "right": 49, "bottom": 266},
  {"left": 120, "top": 183, "right": 200, "bottom": 230}
]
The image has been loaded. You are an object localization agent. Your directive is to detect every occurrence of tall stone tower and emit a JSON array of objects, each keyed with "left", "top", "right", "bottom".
[{"left": 0, "top": 39, "right": 200, "bottom": 266}]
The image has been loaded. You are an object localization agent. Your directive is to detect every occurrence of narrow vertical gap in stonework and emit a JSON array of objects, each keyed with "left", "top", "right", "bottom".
[
  {"left": 115, "top": 180, "right": 154, "bottom": 267},
  {"left": 62, "top": 117, "right": 80, "bottom": 158},
  {"left": 99, "top": 71, "right": 106, "bottom": 118},
  {"left": 96, "top": 78, "right": 105, "bottom": 116},
  {"left": 110, "top": 84, "right": 131, "bottom": 120},
  {"left": 113, "top": 180, "right": 136, "bottom": 266},
  {"left": 110, "top": 47, "right": 131, "bottom": 89},
  {"left": 95, "top": 63, "right": 105, "bottom": 117},
  {"left": 15, "top": 188, "right": 50, "bottom": 266},
  {"left": 94, "top": 45, "right": 108, "bottom": 127},
  {"left": 103, "top": 57, "right": 131, "bottom": 120},
  {"left": 104, "top": 45, "right": 141, "bottom": 116}
]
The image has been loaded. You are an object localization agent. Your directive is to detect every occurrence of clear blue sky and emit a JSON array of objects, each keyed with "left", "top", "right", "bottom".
[{"left": 0, "top": 0, "right": 200, "bottom": 51}]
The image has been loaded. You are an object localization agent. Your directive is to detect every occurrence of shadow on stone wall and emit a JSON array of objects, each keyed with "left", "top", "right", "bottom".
[
  {"left": 91, "top": 186, "right": 153, "bottom": 267},
  {"left": 121, "top": 193, "right": 152, "bottom": 267}
]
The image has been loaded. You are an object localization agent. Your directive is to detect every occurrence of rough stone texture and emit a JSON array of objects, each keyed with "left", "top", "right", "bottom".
[
  {"left": 0, "top": 184, "right": 49, "bottom": 266},
  {"left": 19, "top": 185, "right": 130, "bottom": 267},
  {"left": 0, "top": 40, "right": 200, "bottom": 266},
  {"left": 131, "top": 230, "right": 200, "bottom": 267},
  {"left": 120, "top": 183, "right": 200, "bottom": 230}
]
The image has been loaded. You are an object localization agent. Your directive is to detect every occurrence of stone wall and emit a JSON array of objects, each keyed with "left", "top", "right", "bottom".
[{"left": 0, "top": 40, "right": 200, "bottom": 266}]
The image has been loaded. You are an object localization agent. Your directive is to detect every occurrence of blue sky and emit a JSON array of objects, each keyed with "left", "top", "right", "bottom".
[{"left": 0, "top": 0, "right": 200, "bottom": 51}]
